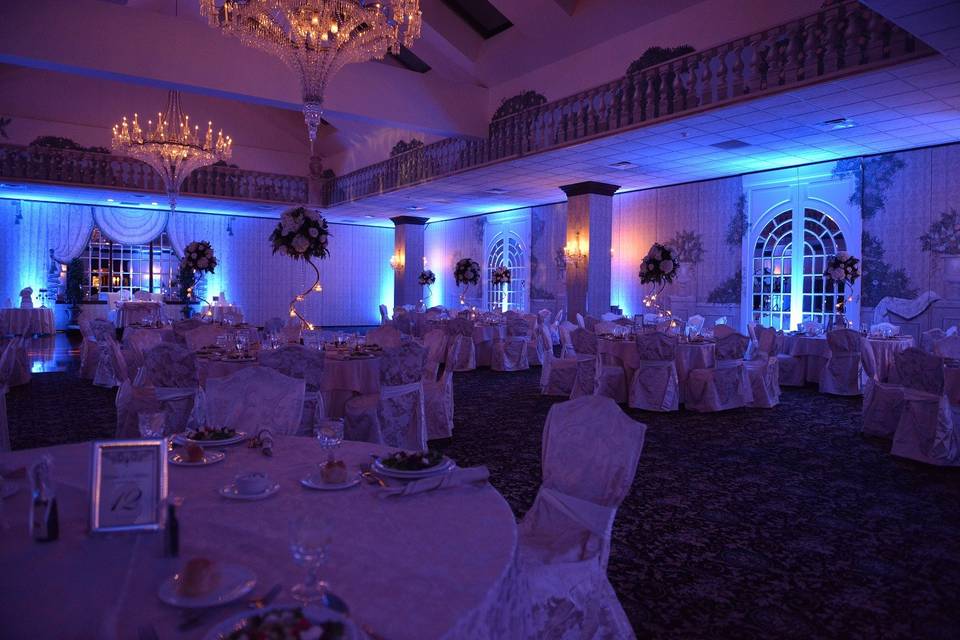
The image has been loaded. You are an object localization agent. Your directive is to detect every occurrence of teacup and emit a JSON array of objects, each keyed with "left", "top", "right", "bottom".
[{"left": 235, "top": 472, "right": 270, "bottom": 495}]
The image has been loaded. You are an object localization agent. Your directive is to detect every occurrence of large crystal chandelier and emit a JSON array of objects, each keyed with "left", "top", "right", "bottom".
[
  {"left": 199, "top": 0, "right": 423, "bottom": 144},
  {"left": 112, "top": 90, "right": 233, "bottom": 211}
]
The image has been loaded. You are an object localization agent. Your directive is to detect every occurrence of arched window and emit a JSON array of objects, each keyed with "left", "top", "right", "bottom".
[
  {"left": 79, "top": 228, "right": 177, "bottom": 298},
  {"left": 751, "top": 208, "right": 847, "bottom": 329},
  {"left": 486, "top": 232, "right": 527, "bottom": 312}
]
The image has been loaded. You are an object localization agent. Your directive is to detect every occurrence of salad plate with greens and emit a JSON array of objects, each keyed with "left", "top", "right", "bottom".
[
  {"left": 203, "top": 605, "right": 353, "bottom": 640},
  {"left": 175, "top": 427, "right": 247, "bottom": 447},
  {"left": 372, "top": 449, "right": 454, "bottom": 479}
]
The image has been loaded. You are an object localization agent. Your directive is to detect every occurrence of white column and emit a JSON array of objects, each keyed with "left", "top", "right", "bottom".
[
  {"left": 560, "top": 181, "right": 618, "bottom": 319},
  {"left": 390, "top": 216, "right": 428, "bottom": 307}
]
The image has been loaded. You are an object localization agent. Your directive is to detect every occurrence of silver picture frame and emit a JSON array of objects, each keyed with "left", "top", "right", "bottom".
[{"left": 89, "top": 439, "right": 168, "bottom": 533}]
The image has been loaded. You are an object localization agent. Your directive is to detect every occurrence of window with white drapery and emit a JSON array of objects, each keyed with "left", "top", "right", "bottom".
[
  {"left": 78, "top": 227, "right": 178, "bottom": 298},
  {"left": 486, "top": 231, "right": 527, "bottom": 311}
]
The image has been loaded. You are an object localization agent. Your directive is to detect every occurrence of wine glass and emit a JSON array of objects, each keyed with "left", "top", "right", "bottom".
[
  {"left": 315, "top": 419, "right": 344, "bottom": 463},
  {"left": 288, "top": 514, "right": 332, "bottom": 604}
]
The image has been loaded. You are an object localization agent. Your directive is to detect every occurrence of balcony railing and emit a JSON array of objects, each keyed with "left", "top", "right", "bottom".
[
  {"left": 0, "top": 143, "right": 308, "bottom": 204},
  {"left": 328, "top": 0, "right": 933, "bottom": 206}
]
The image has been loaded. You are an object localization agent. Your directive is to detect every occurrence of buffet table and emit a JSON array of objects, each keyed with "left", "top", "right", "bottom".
[
  {"left": 0, "top": 438, "right": 517, "bottom": 640},
  {"left": 0, "top": 307, "right": 54, "bottom": 335}
]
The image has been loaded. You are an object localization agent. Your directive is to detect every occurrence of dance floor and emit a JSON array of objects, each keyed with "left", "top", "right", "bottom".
[{"left": 6, "top": 336, "right": 959, "bottom": 638}]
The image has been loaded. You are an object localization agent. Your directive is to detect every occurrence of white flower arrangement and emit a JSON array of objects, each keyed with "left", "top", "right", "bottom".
[
  {"left": 270, "top": 206, "right": 331, "bottom": 261},
  {"left": 454, "top": 258, "right": 481, "bottom": 286},
  {"left": 180, "top": 240, "right": 217, "bottom": 274},
  {"left": 639, "top": 243, "right": 680, "bottom": 285},
  {"left": 491, "top": 265, "right": 511, "bottom": 285},
  {"left": 823, "top": 252, "right": 860, "bottom": 285}
]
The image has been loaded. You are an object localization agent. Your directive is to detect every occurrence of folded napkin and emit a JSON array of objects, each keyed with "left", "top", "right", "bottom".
[{"left": 380, "top": 466, "right": 489, "bottom": 499}]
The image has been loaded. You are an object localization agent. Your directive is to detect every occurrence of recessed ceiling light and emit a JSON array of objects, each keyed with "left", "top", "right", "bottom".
[
  {"left": 405, "top": 205, "right": 425, "bottom": 211},
  {"left": 486, "top": 188, "right": 508, "bottom": 195},
  {"left": 106, "top": 198, "right": 115, "bottom": 202},
  {"left": 820, "top": 117, "right": 855, "bottom": 130},
  {"left": 609, "top": 161, "right": 638, "bottom": 170},
  {"left": 710, "top": 139, "right": 751, "bottom": 150}
]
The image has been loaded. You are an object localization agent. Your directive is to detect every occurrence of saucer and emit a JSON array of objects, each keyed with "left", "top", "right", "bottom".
[
  {"left": 169, "top": 451, "right": 226, "bottom": 467},
  {"left": 158, "top": 563, "right": 256, "bottom": 609},
  {"left": 218, "top": 481, "right": 280, "bottom": 501},
  {"left": 300, "top": 473, "right": 361, "bottom": 491}
]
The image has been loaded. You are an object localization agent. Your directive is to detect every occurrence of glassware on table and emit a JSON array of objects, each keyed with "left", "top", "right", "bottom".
[
  {"left": 288, "top": 514, "right": 332, "bottom": 604},
  {"left": 315, "top": 419, "right": 344, "bottom": 463},
  {"left": 138, "top": 412, "right": 167, "bottom": 439},
  {"left": 215, "top": 334, "right": 228, "bottom": 350}
]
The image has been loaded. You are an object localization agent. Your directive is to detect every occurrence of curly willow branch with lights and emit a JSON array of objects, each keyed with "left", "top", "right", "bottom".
[{"left": 269, "top": 206, "right": 331, "bottom": 330}]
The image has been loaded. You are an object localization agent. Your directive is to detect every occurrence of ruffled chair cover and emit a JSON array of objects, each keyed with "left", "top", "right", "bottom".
[
  {"left": 933, "top": 336, "right": 960, "bottom": 359},
  {"left": 861, "top": 340, "right": 904, "bottom": 438},
  {"left": 558, "top": 321, "right": 578, "bottom": 360},
  {"left": 539, "top": 325, "right": 578, "bottom": 397},
  {"left": 258, "top": 345, "right": 326, "bottom": 435},
  {"left": 91, "top": 320, "right": 128, "bottom": 389},
  {"left": 568, "top": 329, "right": 626, "bottom": 402},
  {"left": 537, "top": 309, "right": 555, "bottom": 347},
  {"left": 344, "top": 342, "right": 427, "bottom": 450},
  {"left": 819, "top": 329, "right": 863, "bottom": 396},
  {"left": 920, "top": 328, "right": 946, "bottom": 354},
  {"left": 492, "top": 319, "right": 531, "bottom": 372},
  {"left": 715, "top": 333, "right": 750, "bottom": 363},
  {"left": 523, "top": 314, "right": 544, "bottom": 366},
  {"left": 753, "top": 325, "right": 777, "bottom": 357},
  {"left": 379, "top": 304, "right": 390, "bottom": 324},
  {"left": 421, "top": 329, "right": 447, "bottom": 380},
  {"left": 204, "top": 366, "right": 305, "bottom": 436},
  {"left": 78, "top": 315, "right": 100, "bottom": 380},
  {"left": 114, "top": 382, "right": 163, "bottom": 438},
  {"left": 890, "top": 348, "right": 960, "bottom": 465},
  {"left": 424, "top": 369, "right": 454, "bottom": 440},
  {"left": 131, "top": 343, "right": 200, "bottom": 434},
  {"left": 445, "top": 318, "right": 476, "bottom": 372},
  {"left": 367, "top": 325, "right": 403, "bottom": 349},
  {"left": 713, "top": 324, "right": 736, "bottom": 339},
  {"left": 513, "top": 395, "right": 644, "bottom": 639},
  {"left": 628, "top": 332, "right": 679, "bottom": 411}
]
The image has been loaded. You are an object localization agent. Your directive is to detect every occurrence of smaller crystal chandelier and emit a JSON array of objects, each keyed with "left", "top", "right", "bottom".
[
  {"left": 564, "top": 231, "right": 587, "bottom": 268},
  {"left": 112, "top": 90, "right": 232, "bottom": 211},
  {"left": 389, "top": 252, "right": 404, "bottom": 271}
]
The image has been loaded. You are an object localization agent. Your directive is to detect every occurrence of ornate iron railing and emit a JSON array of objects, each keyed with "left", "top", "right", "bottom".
[
  {"left": 0, "top": 143, "right": 308, "bottom": 204},
  {"left": 328, "top": 0, "right": 932, "bottom": 206}
]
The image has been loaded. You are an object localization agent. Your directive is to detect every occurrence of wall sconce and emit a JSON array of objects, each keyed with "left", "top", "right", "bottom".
[
  {"left": 389, "top": 253, "right": 404, "bottom": 271},
  {"left": 564, "top": 231, "right": 587, "bottom": 267}
]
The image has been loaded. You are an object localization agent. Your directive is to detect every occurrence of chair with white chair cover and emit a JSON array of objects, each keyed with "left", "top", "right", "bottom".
[
  {"left": 91, "top": 319, "right": 128, "bottom": 388},
  {"left": 492, "top": 318, "right": 531, "bottom": 372},
  {"left": 537, "top": 309, "right": 554, "bottom": 347},
  {"left": 445, "top": 318, "right": 477, "bottom": 372},
  {"left": 366, "top": 325, "right": 403, "bottom": 349},
  {"left": 628, "top": 332, "right": 679, "bottom": 412},
  {"left": 558, "top": 321, "right": 578, "bottom": 360},
  {"left": 133, "top": 290, "right": 151, "bottom": 301},
  {"left": 115, "top": 382, "right": 163, "bottom": 439},
  {"left": 204, "top": 366, "right": 305, "bottom": 436},
  {"left": 0, "top": 338, "right": 32, "bottom": 450},
  {"left": 0, "top": 336, "right": 31, "bottom": 389},
  {"left": 860, "top": 339, "right": 904, "bottom": 438},
  {"left": 421, "top": 329, "right": 447, "bottom": 380},
  {"left": 514, "top": 395, "right": 644, "bottom": 640},
  {"left": 712, "top": 324, "right": 736, "bottom": 339},
  {"left": 258, "top": 345, "right": 326, "bottom": 434},
  {"left": 568, "top": 328, "right": 626, "bottom": 402},
  {"left": 183, "top": 324, "right": 224, "bottom": 352},
  {"left": 685, "top": 333, "right": 752, "bottom": 412},
  {"left": 539, "top": 325, "right": 579, "bottom": 397},
  {"left": 393, "top": 313, "right": 415, "bottom": 336},
  {"left": 575, "top": 313, "right": 586, "bottom": 329},
  {"left": 890, "top": 348, "right": 960, "bottom": 466},
  {"left": 379, "top": 304, "right": 390, "bottom": 325},
  {"left": 522, "top": 314, "right": 543, "bottom": 366},
  {"left": 344, "top": 342, "right": 427, "bottom": 450},
  {"left": 424, "top": 368, "right": 454, "bottom": 440},
  {"left": 78, "top": 315, "right": 99, "bottom": 380},
  {"left": 933, "top": 335, "right": 960, "bottom": 359},
  {"left": 127, "top": 343, "right": 201, "bottom": 436},
  {"left": 745, "top": 325, "right": 780, "bottom": 408},
  {"left": 920, "top": 328, "right": 946, "bottom": 353},
  {"left": 819, "top": 329, "right": 863, "bottom": 396}
]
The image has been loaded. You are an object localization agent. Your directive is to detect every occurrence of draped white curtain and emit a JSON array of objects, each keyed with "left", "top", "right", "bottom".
[{"left": 93, "top": 206, "right": 168, "bottom": 245}]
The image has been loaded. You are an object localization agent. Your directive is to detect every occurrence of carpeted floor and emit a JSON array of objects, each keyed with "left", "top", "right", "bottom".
[{"left": 7, "top": 367, "right": 960, "bottom": 638}]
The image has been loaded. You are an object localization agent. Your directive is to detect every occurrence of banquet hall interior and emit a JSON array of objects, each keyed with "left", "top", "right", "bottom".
[{"left": 1, "top": 0, "right": 960, "bottom": 638}]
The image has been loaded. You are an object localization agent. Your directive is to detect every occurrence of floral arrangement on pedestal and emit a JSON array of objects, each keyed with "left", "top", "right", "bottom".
[
  {"left": 639, "top": 243, "right": 679, "bottom": 320},
  {"left": 824, "top": 251, "right": 860, "bottom": 323},
  {"left": 176, "top": 240, "right": 217, "bottom": 317},
  {"left": 270, "top": 206, "right": 331, "bottom": 330},
  {"left": 418, "top": 269, "right": 436, "bottom": 302},
  {"left": 491, "top": 266, "right": 511, "bottom": 285},
  {"left": 454, "top": 258, "right": 481, "bottom": 305}
]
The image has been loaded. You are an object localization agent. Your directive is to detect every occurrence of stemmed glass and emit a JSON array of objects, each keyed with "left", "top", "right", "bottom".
[
  {"left": 288, "top": 514, "right": 332, "bottom": 604},
  {"left": 315, "top": 419, "right": 344, "bottom": 463}
]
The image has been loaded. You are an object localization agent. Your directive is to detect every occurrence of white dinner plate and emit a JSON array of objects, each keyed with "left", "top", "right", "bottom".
[
  {"left": 158, "top": 563, "right": 256, "bottom": 609},
  {"left": 175, "top": 431, "right": 248, "bottom": 447},
  {"left": 372, "top": 456, "right": 455, "bottom": 479},
  {"left": 168, "top": 450, "right": 226, "bottom": 467},
  {"left": 0, "top": 481, "right": 20, "bottom": 499},
  {"left": 218, "top": 481, "right": 280, "bottom": 501},
  {"left": 300, "top": 473, "right": 361, "bottom": 491},
  {"left": 202, "top": 604, "right": 355, "bottom": 640}
]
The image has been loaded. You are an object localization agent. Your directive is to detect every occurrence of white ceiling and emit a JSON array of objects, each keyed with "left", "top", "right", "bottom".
[
  {"left": 863, "top": 0, "right": 960, "bottom": 68},
  {"left": 326, "top": 55, "right": 960, "bottom": 223}
]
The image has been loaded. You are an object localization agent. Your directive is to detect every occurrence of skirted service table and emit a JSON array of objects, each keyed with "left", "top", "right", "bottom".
[
  {"left": 0, "top": 306, "right": 55, "bottom": 336},
  {"left": 116, "top": 301, "right": 164, "bottom": 328},
  {"left": 0, "top": 438, "right": 517, "bottom": 639},
  {"left": 779, "top": 334, "right": 915, "bottom": 382}
]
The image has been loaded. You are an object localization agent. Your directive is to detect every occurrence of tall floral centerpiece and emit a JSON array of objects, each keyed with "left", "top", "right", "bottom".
[
  {"left": 824, "top": 251, "right": 860, "bottom": 326},
  {"left": 453, "top": 258, "right": 481, "bottom": 306},
  {"left": 639, "top": 243, "right": 679, "bottom": 320},
  {"left": 270, "top": 206, "right": 331, "bottom": 330},
  {"left": 491, "top": 265, "right": 511, "bottom": 312},
  {"left": 177, "top": 240, "right": 217, "bottom": 318},
  {"left": 418, "top": 269, "right": 436, "bottom": 304}
]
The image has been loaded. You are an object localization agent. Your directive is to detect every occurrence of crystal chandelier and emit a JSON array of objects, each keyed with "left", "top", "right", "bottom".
[
  {"left": 200, "top": 0, "right": 423, "bottom": 144},
  {"left": 111, "top": 90, "right": 232, "bottom": 211}
]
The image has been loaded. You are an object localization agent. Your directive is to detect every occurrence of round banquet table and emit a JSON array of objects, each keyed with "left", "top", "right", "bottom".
[
  {"left": 116, "top": 301, "right": 163, "bottom": 328},
  {"left": 0, "top": 438, "right": 517, "bottom": 640},
  {"left": 195, "top": 354, "right": 259, "bottom": 386},
  {"left": 780, "top": 334, "right": 914, "bottom": 382},
  {"left": 122, "top": 325, "right": 174, "bottom": 354},
  {"left": 0, "top": 307, "right": 54, "bottom": 335},
  {"left": 597, "top": 337, "right": 716, "bottom": 386}
]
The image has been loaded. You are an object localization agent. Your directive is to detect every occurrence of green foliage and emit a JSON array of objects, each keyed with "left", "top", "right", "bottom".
[
  {"left": 707, "top": 268, "right": 742, "bottom": 304},
  {"left": 64, "top": 258, "right": 85, "bottom": 307},
  {"left": 919, "top": 209, "right": 960, "bottom": 255},
  {"left": 726, "top": 194, "right": 748, "bottom": 246},
  {"left": 832, "top": 154, "right": 905, "bottom": 220},
  {"left": 29, "top": 136, "right": 111, "bottom": 155},
  {"left": 668, "top": 230, "right": 705, "bottom": 265},
  {"left": 390, "top": 139, "right": 424, "bottom": 157},
  {"left": 626, "top": 45, "right": 696, "bottom": 75},
  {"left": 860, "top": 232, "right": 916, "bottom": 307}
]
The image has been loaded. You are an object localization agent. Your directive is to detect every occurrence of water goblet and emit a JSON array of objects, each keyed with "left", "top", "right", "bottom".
[
  {"left": 138, "top": 412, "right": 167, "bottom": 439},
  {"left": 288, "top": 514, "right": 332, "bottom": 604},
  {"left": 315, "top": 419, "right": 344, "bottom": 464}
]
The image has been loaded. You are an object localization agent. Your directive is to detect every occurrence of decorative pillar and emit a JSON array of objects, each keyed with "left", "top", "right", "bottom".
[
  {"left": 559, "top": 181, "right": 619, "bottom": 319},
  {"left": 390, "top": 216, "right": 428, "bottom": 307}
]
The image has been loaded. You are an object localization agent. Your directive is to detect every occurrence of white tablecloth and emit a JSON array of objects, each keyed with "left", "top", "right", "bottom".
[
  {"left": 116, "top": 301, "right": 163, "bottom": 328},
  {"left": 780, "top": 334, "right": 914, "bottom": 382},
  {"left": 202, "top": 304, "right": 244, "bottom": 324},
  {"left": 0, "top": 438, "right": 517, "bottom": 640},
  {"left": 597, "top": 337, "right": 716, "bottom": 385},
  {"left": 0, "top": 307, "right": 54, "bottom": 335}
]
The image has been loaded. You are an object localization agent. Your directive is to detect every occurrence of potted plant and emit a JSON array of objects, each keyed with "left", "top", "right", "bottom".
[{"left": 64, "top": 258, "right": 85, "bottom": 326}]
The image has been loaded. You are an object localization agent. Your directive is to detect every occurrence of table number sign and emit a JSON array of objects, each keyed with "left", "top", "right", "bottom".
[{"left": 89, "top": 439, "right": 168, "bottom": 533}]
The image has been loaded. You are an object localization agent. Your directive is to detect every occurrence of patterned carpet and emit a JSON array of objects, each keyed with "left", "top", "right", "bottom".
[{"left": 7, "top": 366, "right": 960, "bottom": 638}]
